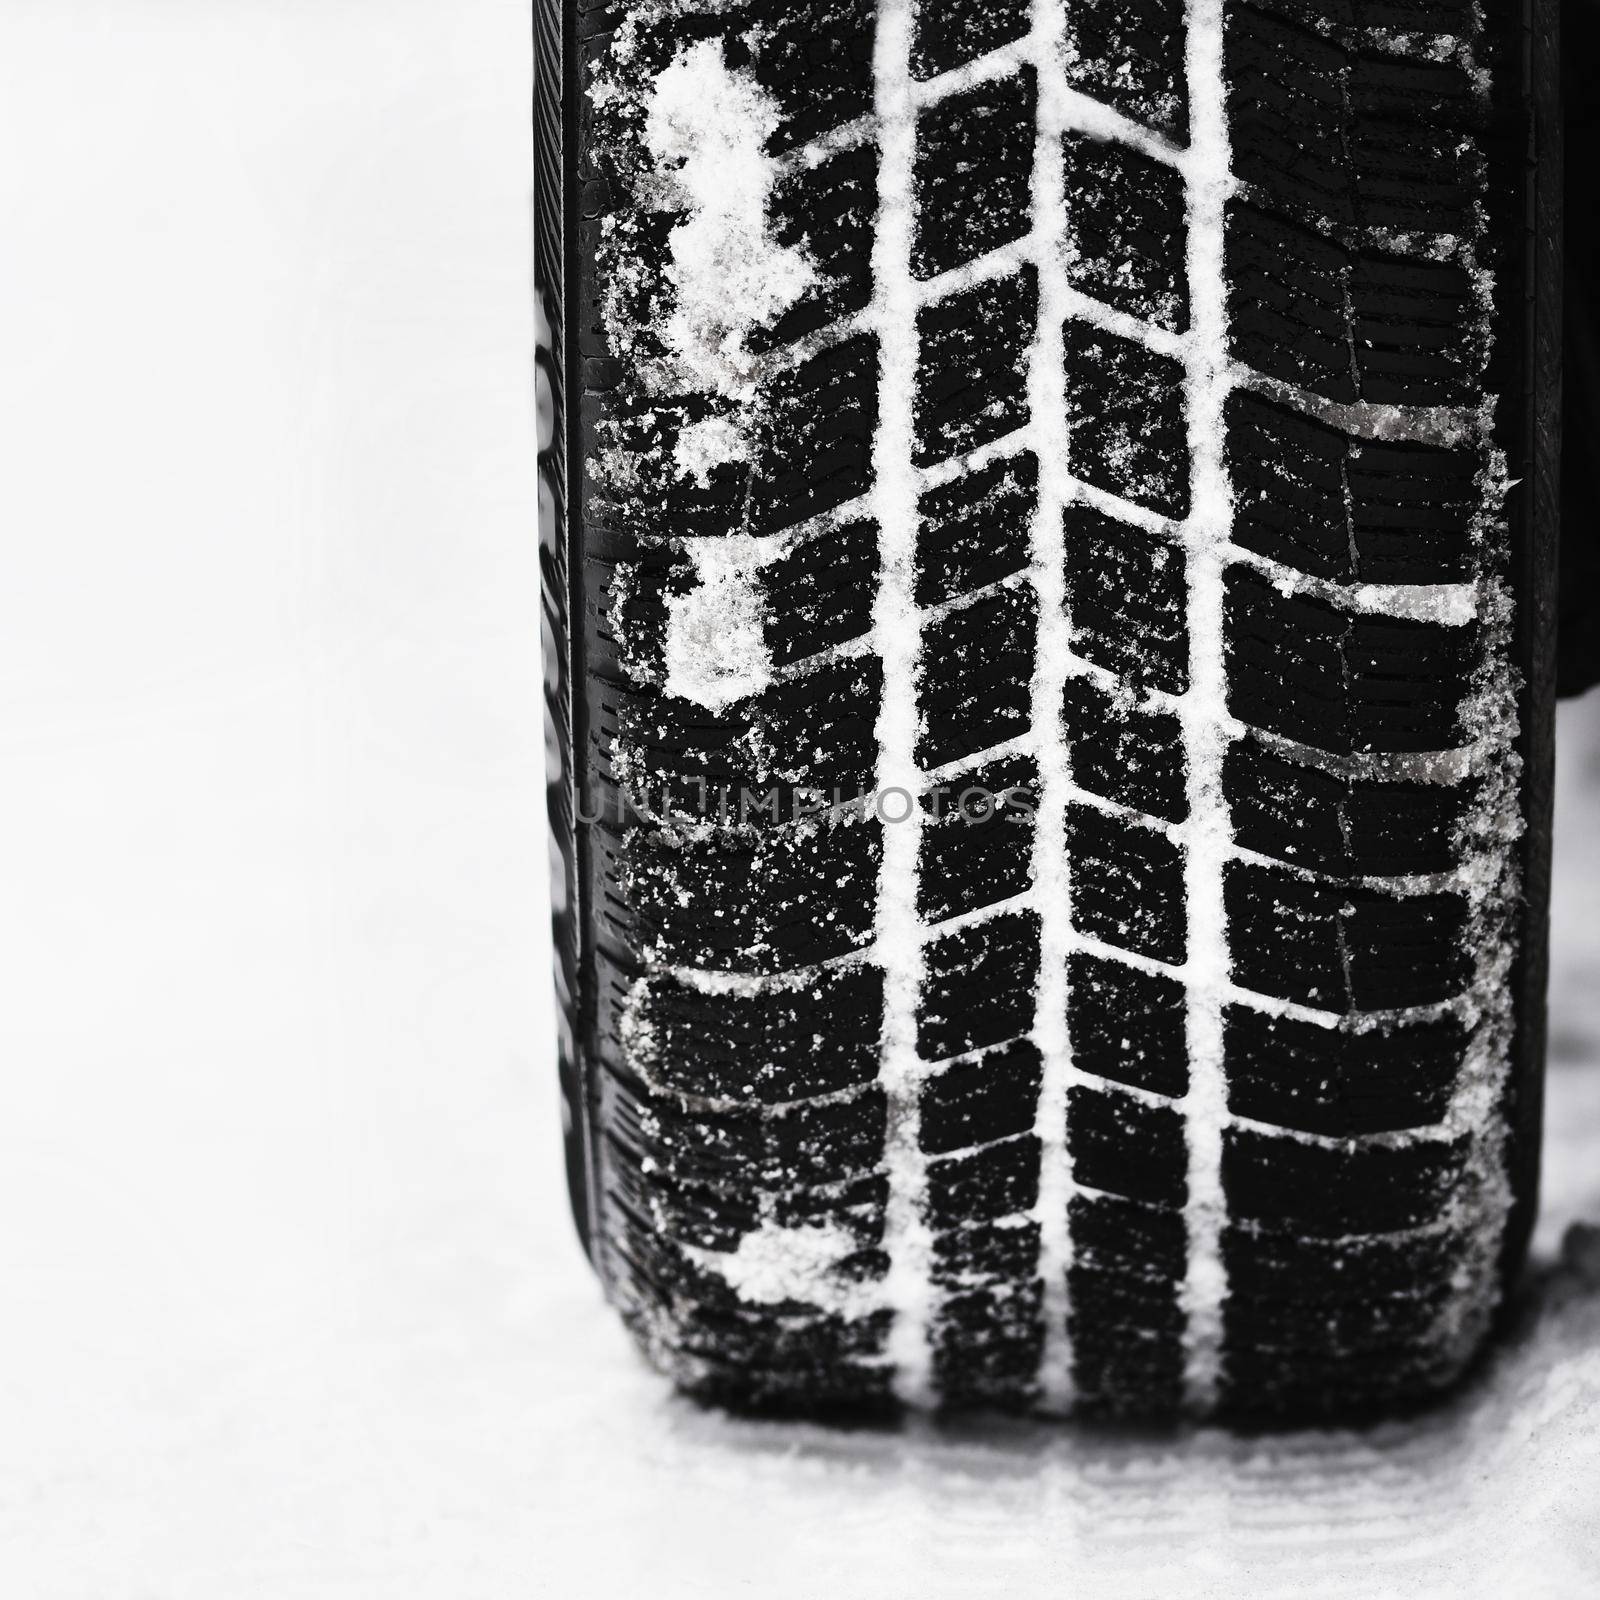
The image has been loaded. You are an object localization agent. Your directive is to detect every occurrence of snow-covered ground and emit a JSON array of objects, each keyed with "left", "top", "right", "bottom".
[{"left": 0, "top": 3, "right": 1595, "bottom": 1595}]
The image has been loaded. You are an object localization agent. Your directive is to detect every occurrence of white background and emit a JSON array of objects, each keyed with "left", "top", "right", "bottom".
[{"left": 1, "top": 3, "right": 1597, "bottom": 1595}]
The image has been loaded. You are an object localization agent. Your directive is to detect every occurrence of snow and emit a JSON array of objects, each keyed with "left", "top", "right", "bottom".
[
  {"left": 684, "top": 1216, "right": 878, "bottom": 1318},
  {"left": 1025, "top": 0, "right": 1082, "bottom": 1415},
  {"left": 5, "top": 4, "right": 1596, "bottom": 1596},
  {"left": 644, "top": 40, "right": 815, "bottom": 416},
  {"left": 672, "top": 412, "right": 747, "bottom": 487},
  {"left": 866, "top": 0, "right": 937, "bottom": 1411},
  {"left": 1387, "top": 24, "right": 1524, "bottom": 1374},
  {"left": 1174, "top": 0, "right": 1236, "bottom": 1413},
  {"left": 591, "top": 29, "right": 815, "bottom": 506},
  {"left": 661, "top": 536, "right": 776, "bottom": 710}
]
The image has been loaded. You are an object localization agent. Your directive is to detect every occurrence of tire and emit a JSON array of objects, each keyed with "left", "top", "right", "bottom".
[
  {"left": 536, "top": 0, "right": 1560, "bottom": 1418},
  {"left": 1560, "top": 0, "right": 1599, "bottom": 696}
]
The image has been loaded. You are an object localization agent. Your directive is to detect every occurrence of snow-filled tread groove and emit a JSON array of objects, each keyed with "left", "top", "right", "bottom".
[{"left": 549, "top": 0, "right": 1547, "bottom": 1418}]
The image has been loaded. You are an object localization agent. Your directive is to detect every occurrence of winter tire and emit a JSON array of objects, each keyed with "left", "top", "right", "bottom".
[{"left": 535, "top": 0, "right": 1561, "bottom": 1417}]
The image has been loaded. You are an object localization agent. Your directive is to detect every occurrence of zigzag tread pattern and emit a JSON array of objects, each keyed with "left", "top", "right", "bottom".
[{"left": 545, "top": 0, "right": 1545, "bottom": 1419}]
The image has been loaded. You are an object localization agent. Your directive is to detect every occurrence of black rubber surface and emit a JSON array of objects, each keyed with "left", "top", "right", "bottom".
[
  {"left": 1559, "top": 0, "right": 1599, "bottom": 695},
  {"left": 536, "top": 0, "right": 1561, "bottom": 1419}
]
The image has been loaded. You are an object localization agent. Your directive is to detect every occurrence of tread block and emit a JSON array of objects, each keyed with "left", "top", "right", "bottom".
[
  {"left": 1072, "top": 1325, "right": 1184, "bottom": 1416},
  {"left": 1224, "top": 738, "right": 1479, "bottom": 876},
  {"left": 1068, "top": 1270, "right": 1186, "bottom": 1343},
  {"left": 919, "top": 1038, "right": 1045, "bottom": 1155},
  {"left": 1241, "top": 0, "right": 1476, "bottom": 41},
  {"left": 764, "top": 1169, "right": 891, "bottom": 1238},
  {"left": 916, "top": 269, "right": 1037, "bottom": 466},
  {"left": 614, "top": 1158, "right": 752, "bottom": 1254},
  {"left": 1223, "top": 6, "right": 1480, "bottom": 235},
  {"left": 916, "top": 451, "right": 1037, "bottom": 607},
  {"left": 1066, "top": 803, "right": 1187, "bottom": 964},
  {"left": 614, "top": 1152, "right": 889, "bottom": 1256},
  {"left": 682, "top": 1357, "right": 895, "bottom": 1416},
  {"left": 1227, "top": 391, "right": 1482, "bottom": 584},
  {"left": 747, "top": 0, "right": 876, "bottom": 153},
  {"left": 927, "top": 1134, "right": 1042, "bottom": 1226},
  {"left": 932, "top": 1281, "right": 1046, "bottom": 1409},
  {"left": 1222, "top": 1126, "right": 1469, "bottom": 1237},
  {"left": 918, "top": 909, "right": 1042, "bottom": 1060},
  {"left": 583, "top": 165, "right": 678, "bottom": 353},
  {"left": 913, "top": 69, "right": 1038, "bottom": 280},
  {"left": 612, "top": 522, "right": 880, "bottom": 681},
  {"left": 1217, "top": 1345, "right": 1441, "bottom": 1415},
  {"left": 635, "top": 1088, "right": 888, "bottom": 1189},
  {"left": 1064, "top": 507, "right": 1189, "bottom": 693},
  {"left": 607, "top": 656, "right": 883, "bottom": 811},
  {"left": 1221, "top": 1215, "right": 1462, "bottom": 1303},
  {"left": 627, "top": 814, "right": 882, "bottom": 972},
  {"left": 1063, "top": 0, "right": 1188, "bottom": 139},
  {"left": 1342, "top": 434, "right": 1483, "bottom": 582},
  {"left": 911, "top": 0, "right": 1030, "bottom": 80},
  {"left": 1224, "top": 567, "right": 1477, "bottom": 754},
  {"left": 622, "top": 1159, "right": 889, "bottom": 1254},
  {"left": 1068, "top": 1196, "right": 1185, "bottom": 1414},
  {"left": 750, "top": 333, "right": 879, "bottom": 532},
  {"left": 1066, "top": 952, "right": 1190, "bottom": 1097},
  {"left": 933, "top": 1216, "right": 1043, "bottom": 1287},
  {"left": 1226, "top": 202, "right": 1359, "bottom": 404},
  {"left": 918, "top": 753, "right": 1040, "bottom": 922},
  {"left": 671, "top": 1302, "right": 894, "bottom": 1394},
  {"left": 599, "top": 392, "right": 750, "bottom": 541},
  {"left": 918, "top": 585, "right": 1038, "bottom": 769},
  {"left": 1062, "top": 676, "right": 1189, "bottom": 825},
  {"left": 1062, "top": 131, "right": 1189, "bottom": 330},
  {"left": 1346, "top": 56, "right": 1481, "bottom": 232},
  {"left": 1223, "top": 1006, "right": 1464, "bottom": 1136},
  {"left": 1350, "top": 252, "right": 1480, "bottom": 407},
  {"left": 629, "top": 965, "right": 884, "bottom": 1104},
  {"left": 602, "top": 545, "right": 690, "bottom": 685},
  {"left": 1224, "top": 860, "right": 1473, "bottom": 1011},
  {"left": 1227, "top": 204, "right": 1477, "bottom": 407},
  {"left": 1067, "top": 1084, "right": 1189, "bottom": 1207},
  {"left": 595, "top": 337, "right": 874, "bottom": 544},
  {"left": 1063, "top": 322, "right": 1189, "bottom": 516},
  {"left": 1071, "top": 1189, "right": 1187, "bottom": 1275},
  {"left": 763, "top": 518, "right": 880, "bottom": 667},
  {"left": 1229, "top": 114, "right": 1350, "bottom": 235},
  {"left": 665, "top": 1242, "right": 886, "bottom": 1327},
  {"left": 612, "top": 1158, "right": 758, "bottom": 1254},
  {"left": 754, "top": 142, "right": 877, "bottom": 351}
]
